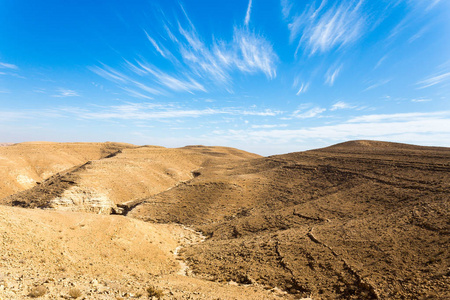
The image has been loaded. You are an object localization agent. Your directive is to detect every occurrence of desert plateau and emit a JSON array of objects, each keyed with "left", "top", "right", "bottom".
[{"left": 0, "top": 140, "right": 448, "bottom": 299}]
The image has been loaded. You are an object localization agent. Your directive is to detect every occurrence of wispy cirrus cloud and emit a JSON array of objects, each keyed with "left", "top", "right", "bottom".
[
  {"left": 144, "top": 30, "right": 178, "bottom": 63},
  {"left": 293, "top": 77, "right": 310, "bottom": 95},
  {"left": 330, "top": 101, "right": 355, "bottom": 111},
  {"left": 50, "top": 102, "right": 282, "bottom": 121},
  {"left": 251, "top": 124, "right": 288, "bottom": 129},
  {"left": 241, "top": 109, "right": 282, "bottom": 116},
  {"left": 325, "top": 64, "right": 342, "bottom": 86},
  {"left": 292, "top": 106, "right": 326, "bottom": 119},
  {"left": 135, "top": 61, "right": 206, "bottom": 93},
  {"left": 90, "top": 64, "right": 165, "bottom": 96},
  {"left": 122, "top": 88, "right": 154, "bottom": 100},
  {"left": 52, "top": 88, "right": 80, "bottom": 97},
  {"left": 284, "top": 0, "right": 365, "bottom": 55},
  {"left": 0, "top": 109, "right": 65, "bottom": 122},
  {"left": 232, "top": 27, "right": 278, "bottom": 79},
  {"left": 89, "top": 65, "right": 131, "bottom": 83},
  {"left": 364, "top": 79, "right": 391, "bottom": 91},
  {"left": 416, "top": 71, "right": 450, "bottom": 89},
  {"left": 387, "top": 0, "right": 444, "bottom": 43},
  {"left": 296, "top": 82, "right": 309, "bottom": 95},
  {"left": 411, "top": 98, "right": 431, "bottom": 103},
  {"left": 90, "top": 3, "right": 278, "bottom": 96},
  {"left": 348, "top": 111, "right": 450, "bottom": 123},
  {"left": 0, "top": 62, "right": 18, "bottom": 69},
  {"left": 245, "top": 0, "right": 253, "bottom": 26}
]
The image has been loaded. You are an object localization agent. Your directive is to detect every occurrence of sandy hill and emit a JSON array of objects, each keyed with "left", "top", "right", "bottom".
[
  {"left": 0, "top": 142, "right": 135, "bottom": 200},
  {"left": 1, "top": 144, "right": 260, "bottom": 214},
  {"left": 1, "top": 140, "right": 449, "bottom": 299},
  {"left": 127, "top": 140, "right": 450, "bottom": 299}
]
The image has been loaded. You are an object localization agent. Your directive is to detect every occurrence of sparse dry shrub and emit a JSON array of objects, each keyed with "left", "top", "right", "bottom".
[
  {"left": 29, "top": 285, "right": 47, "bottom": 298},
  {"left": 147, "top": 285, "right": 164, "bottom": 299},
  {"left": 69, "top": 287, "right": 82, "bottom": 298}
]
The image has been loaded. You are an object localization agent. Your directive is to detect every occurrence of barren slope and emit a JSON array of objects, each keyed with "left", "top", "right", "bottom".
[
  {"left": 0, "top": 142, "right": 135, "bottom": 199},
  {"left": 128, "top": 140, "right": 450, "bottom": 299},
  {"left": 0, "top": 205, "right": 284, "bottom": 299},
  {"left": 2, "top": 145, "right": 260, "bottom": 214}
]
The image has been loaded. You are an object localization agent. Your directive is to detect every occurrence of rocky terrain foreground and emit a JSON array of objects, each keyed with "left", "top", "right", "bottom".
[{"left": 0, "top": 141, "right": 449, "bottom": 299}]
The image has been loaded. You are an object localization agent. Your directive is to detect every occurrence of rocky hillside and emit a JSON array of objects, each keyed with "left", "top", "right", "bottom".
[
  {"left": 1, "top": 144, "right": 260, "bottom": 214},
  {"left": 1, "top": 140, "right": 449, "bottom": 299},
  {"left": 0, "top": 205, "right": 283, "bottom": 299},
  {"left": 0, "top": 142, "right": 135, "bottom": 199},
  {"left": 128, "top": 140, "right": 450, "bottom": 299}
]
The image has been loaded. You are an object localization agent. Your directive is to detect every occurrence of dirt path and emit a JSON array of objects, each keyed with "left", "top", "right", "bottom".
[{"left": 171, "top": 225, "right": 207, "bottom": 276}]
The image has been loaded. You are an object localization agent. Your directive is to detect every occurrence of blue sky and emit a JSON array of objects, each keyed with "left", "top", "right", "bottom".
[{"left": 0, "top": 0, "right": 449, "bottom": 155}]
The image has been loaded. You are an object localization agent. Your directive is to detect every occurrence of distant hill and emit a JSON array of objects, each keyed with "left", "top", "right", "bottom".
[
  {"left": 0, "top": 142, "right": 135, "bottom": 199},
  {"left": 1, "top": 143, "right": 260, "bottom": 214}
]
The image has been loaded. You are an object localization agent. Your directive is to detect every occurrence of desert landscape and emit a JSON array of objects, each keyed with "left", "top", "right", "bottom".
[
  {"left": 2, "top": 0, "right": 449, "bottom": 299},
  {"left": 0, "top": 140, "right": 448, "bottom": 299}
]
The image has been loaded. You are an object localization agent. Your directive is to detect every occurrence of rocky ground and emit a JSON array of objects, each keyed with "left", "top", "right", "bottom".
[
  {"left": 129, "top": 141, "right": 450, "bottom": 299},
  {"left": 0, "top": 205, "right": 286, "bottom": 300},
  {"left": 1, "top": 140, "right": 449, "bottom": 299}
]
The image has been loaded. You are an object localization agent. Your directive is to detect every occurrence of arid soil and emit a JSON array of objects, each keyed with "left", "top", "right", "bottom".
[
  {"left": 1, "top": 140, "right": 449, "bottom": 299},
  {"left": 0, "top": 142, "right": 135, "bottom": 200},
  {"left": 1, "top": 144, "right": 259, "bottom": 214},
  {"left": 0, "top": 205, "right": 284, "bottom": 299},
  {"left": 128, "top": 140, "right": 450, "bottom": 299}
]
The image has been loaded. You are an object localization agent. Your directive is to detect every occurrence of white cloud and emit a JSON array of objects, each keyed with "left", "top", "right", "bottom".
[
  {"left": 325, "top": 65, "right": 342, "bottom": 86},
  {"left": 347, "top": 111, "right": 450, "bottom": 123},
  {"left": 82, "top": 107, "right": 219, "bottom": 120},
  {"left": 417, "top": 72, "right": 450, "bottom": 89},
  {"left": 296, "top": 82, "right": 310, "bottom": 95},
  {"left": 408, "top": 24, "right": 430, "bottom": 43},
  {"left": 129, "top": 79, "right": 165, "bottom": 95},
  {"left": 411, "top": 98, "right": 431, "bottom": 103},
  {"left": 285, "top": 0, "right": 365, "bottom": 55},
  {"left": 144, "top": 31, "right": 168, "bottom": 58},
  {"left": 214, "top": 111, "right": 450, "bottom": 146},
  {"left": 251, "top": 124, "right": 288, "bottom": 129},
  {"left": 281, "top": 0, "right": 292, "bottom": 19},
  {"left": 52, "top": 102, "right": 282, "bottom": 121},
  {"left": 233, "top": 27, "right": 278, "bottom": 79},
  {"left": 137, "top": 61, "right": 206, "bottom": 93},
  {"left": 91, "top": 5, "right": 278, "bottom": 96},
  {"left": 122, "top": 88, "right": 154, "bottom": 100},
  {"left": 330, "top": 101, "right": 354, "bottom": 111},
  {"left": 364, "top": 79, "right": 391, "bottom": 91},
  {"left": 89, "top": 65, "right": 131, "bottom": 83},
  {"left": 245, "top": 0, "right": 253, "bottom": 26},
  {"left": 241, "top": 109, "right": 282, "bottom": 116},
  {"left": 292, "top": 107, "right": 326, "bottom": 119},
  {"left": 52, "top": 88, "right": 80, "bottom": 97},
  {"left": 0, "top": 109, "right": 64, "bottom": 122},
  {"left": 374, "top": 55, "right": 388, "bottom": 69},
  {"left": 423, "top": 0, "right": 443, "bottom": 11},
  {"left": 0, "top": 62, "right": 18, "bottom": 69}
]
